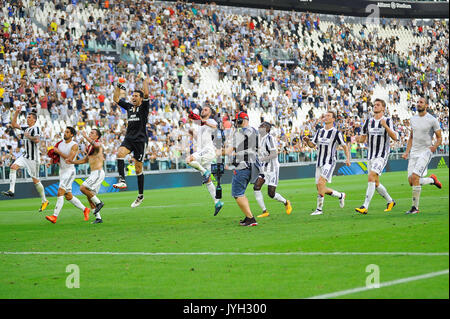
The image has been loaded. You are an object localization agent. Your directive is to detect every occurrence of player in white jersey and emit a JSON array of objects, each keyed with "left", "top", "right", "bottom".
[
  {"left": 304, "top": 111, "right": 351, "bottom": 215},
  {"left": 45, "top": 127, "right": 91, "bottom": 224},
  {"left": 355, "top": 99, "right": 398, "bottom": 215},
  {"left": 253, "top": 122, "right": 292, "bottom": 218},
  {"left": 402, "top": 97, "right": 442, "bottom": 214},
  {"left": 186, "top": 105, "right": 224, "bottom": 215},
  {"left": 68, "top": 129, "right": 105, "bottom": 224},
  {"left": 2, "top": 105, "right": 49, "bottom": 212}
]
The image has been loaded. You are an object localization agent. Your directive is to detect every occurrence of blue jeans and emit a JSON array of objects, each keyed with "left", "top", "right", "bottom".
[{"left": 231, "top": 168, "right": 251, "bottom": 198}]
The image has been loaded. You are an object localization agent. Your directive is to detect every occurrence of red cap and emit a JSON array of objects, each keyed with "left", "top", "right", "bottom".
[{"left": 235, "top": 112, "right": 249, "bottom": 120}]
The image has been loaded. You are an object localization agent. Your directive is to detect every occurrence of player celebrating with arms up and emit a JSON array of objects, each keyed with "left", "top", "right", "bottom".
[
  {"left": 187, "top": 106, "right": 224, "bottom": 216},
  {"left": 402, "top": 97, "right": 442, "bottom": 214},
  {"left": 68, "top": 129, "right": 105, "bottom": 224},
  {"left": 304, "top": 111, "right": 350, "bottom": 215},
  {"left": 112, "top": 75, "right": 150, "bottom": 208},
  {"left": 2, "top": 105, "right": 49, "bottom": 212},
  {"left": 253, "top": 122, "right": 292, "bottom": 218}
]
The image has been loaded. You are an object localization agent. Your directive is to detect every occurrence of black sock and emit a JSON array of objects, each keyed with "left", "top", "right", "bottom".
[
  {"left": 118, "top": 159, "right": 125, "bottom": 180},
  {"left": 137, "top": 173, "right": 144, "bottom": 196}
]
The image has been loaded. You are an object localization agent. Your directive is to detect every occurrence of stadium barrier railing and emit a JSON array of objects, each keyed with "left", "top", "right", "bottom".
[{"left": 0, "top": 146, "right": 448, "bottom": 183}]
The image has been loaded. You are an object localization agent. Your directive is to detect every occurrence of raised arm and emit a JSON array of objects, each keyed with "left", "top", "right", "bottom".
[
  {"left": 11, "top": 105, "right": 22, "bottom": 129},
  {"left": 82, "top": 130, "right": 101, "bottom": 149},
  {"left": 142, "top": 75, "right": 150, "bottom": 99},
  {"left": 113, "top": 78, "right": 127, "bottom": 104}
]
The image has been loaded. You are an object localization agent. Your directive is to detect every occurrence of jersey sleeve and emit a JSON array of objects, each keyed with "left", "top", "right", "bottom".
[
  {"left": 267, "top": 135, "right": 277, "bottom": 151},
  {"left": 362, "top": 119, "right": 369, "bottom": 135},
  {"left": 31, "top": 126, "right": 41, "bottom": 137},
  {"left": 432, "top": 117, "right": 441, "bottom": 133},
  {"left": 337, "top": 130, "right": 346, "bottom": 146},
  {"left": 205, "top": 118, "right": 218, "bottom": 127},
  {"left": 141, "top": 98, "right": 150, "bottom": 113},
  {"left": 311, "top": 130, "right": 319, "bottom": 146},
  {"left": 387, "top": 118, "right": 398, "bottom": 140},
  {"left": 118, "top": 98, "right": 130, "bottom": 111}
]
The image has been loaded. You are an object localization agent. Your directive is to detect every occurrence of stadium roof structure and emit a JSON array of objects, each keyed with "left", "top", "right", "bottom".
[{"left": 169, "top": 0, "right": 449, "bottom": 19}]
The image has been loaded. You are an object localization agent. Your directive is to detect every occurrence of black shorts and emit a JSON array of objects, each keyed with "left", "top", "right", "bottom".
[{"left": 121, "top": 138, "right": 147, "bottom": 162}]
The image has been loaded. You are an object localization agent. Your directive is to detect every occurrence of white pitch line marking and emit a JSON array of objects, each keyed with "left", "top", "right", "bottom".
[
  {"left": 1, "top": 251, "right": 448, "bottom": 256},
  {"left": 307, "top": 269, "right": 449, "bottom": 299}
]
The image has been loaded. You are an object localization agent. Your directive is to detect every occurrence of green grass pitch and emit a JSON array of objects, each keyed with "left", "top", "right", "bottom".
[{"left": 0, "top": 168, "right": 448, "bottom": 299}]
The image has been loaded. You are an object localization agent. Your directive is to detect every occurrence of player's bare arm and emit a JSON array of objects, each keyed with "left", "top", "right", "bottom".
[
  {"left": 343, "top": 144, "right": 351, "bottom": 166},
  {"left": 142, "top": 75, "right": 150, "bottom": 99},
  {"left": 82, "top": 130, "right": 101, "bottom": 149},
  {"left": 11, "top": 105, "right": 22, "bottom": 129},
  {"left": 356, "top": 134, "right": 367, "bottom": 143},
  {"left": 303, "top": 136, "right": 315, "bottom": 149},
  {"left": 402, "top": 131, "right": 413, "bottom": 159},
  {"left": 430, "top": 129, "right": 442, "bottom": 153},
  {"left": 68, "top": 156, "right": 89, "bottom": 165}
]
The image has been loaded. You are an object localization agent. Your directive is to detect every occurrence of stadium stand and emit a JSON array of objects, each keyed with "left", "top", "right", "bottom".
[{"left": 0, "top": 0, "right": 448, "bottom": 181}]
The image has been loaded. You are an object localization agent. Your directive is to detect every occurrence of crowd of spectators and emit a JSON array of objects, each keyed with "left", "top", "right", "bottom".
[{"left": 0, "top": 0, "right": 448, "bottom": 179}]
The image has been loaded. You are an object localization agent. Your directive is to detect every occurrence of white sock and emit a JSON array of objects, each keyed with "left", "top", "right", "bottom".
[
  {"left": 9, "top": 169, "right": 17, "bottom": 193},
  {"left": 329, "top": 190, "right": 342, "bottom": 198},
  {"left": 317, "top": 195, "right": 324, "bottom": 211},
  {"left": 419, "top": 177, "right": 434, "bottom": 185},
  {"left": 91, "top": 196, "right": 101, "bottom": 205},
  {"left": 53, "top": 196, "right": 64, "bottom": 217},
  {"left": 254, "top": 190, "right": 266, "bottom": 212},
  {"left": 412, "top": 186, "right": 421, "bottom": 208},
  {"left": 273, "top": 192, "right": 287, "bottom": 205},
  {"left": 206, "top": 181, "right": 219, "bottom": 204},
  {"left": 35, "top": 182, "right": 47, "bottom": 202},
  {"left": 363, "top": 182, "right": 376, "bottom": 208},
  {"left": 376, "top": 184, "right": 393, "bottom": 203},
  {"left": 69, "top": 196, "right": 86, "bottom": 211},
  {"left": 188, "top": 161, "right": 207, "bottom": 174}
]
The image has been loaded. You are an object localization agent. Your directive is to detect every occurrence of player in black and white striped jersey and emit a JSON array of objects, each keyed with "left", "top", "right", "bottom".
[
  {"left": 304, "top": 111, "right": 351, "bottom": 215},
  {"left": 2, "top": 105, "right": 49, "bottom": 212},
  {"left": 355, "top": 98, "right": 398, "bottom": 215},
  {"left": 253, "top": 122, "right": 292, "bottom": 218}
]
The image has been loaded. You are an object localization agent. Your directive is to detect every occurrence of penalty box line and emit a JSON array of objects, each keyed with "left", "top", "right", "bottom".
[
  {"left": 307, "top": 269, "right": 449, "bottom": 299},
  {"left": 1, "top": 251, "right": 449, "bottom": 256}
]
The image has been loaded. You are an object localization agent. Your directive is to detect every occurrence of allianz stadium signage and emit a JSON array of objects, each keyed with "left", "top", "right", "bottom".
[
  {"left": 192, "top": 0, "right": 448, "bottom": 18},
  {"left": 376, "top": 2, "right": 412, "bottom": 10}
]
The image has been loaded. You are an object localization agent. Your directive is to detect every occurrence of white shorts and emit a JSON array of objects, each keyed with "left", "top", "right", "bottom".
[
  {"left": 81, "top": 169, "right": 105, "bottom": 194},
  {"left": 13, "top": 156, "right": 39, "bottom": 179},
  {"left": 368, "top": 157, "right": 388, "bottom": 176},
  {"left": 59, "top": 169, "right": 76, "bottom": 192},
  {"left": 192, "top": 149, "right": 216, "bottom": 168},
  {"left": 260, "top": 169, "right": 279, "bottom": 187},
  {"left": 315, "top": 163, "right": 336, "bottom": 184},
  {"left": 408, "top": 149, "right": 432, "bottom": 178}
]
